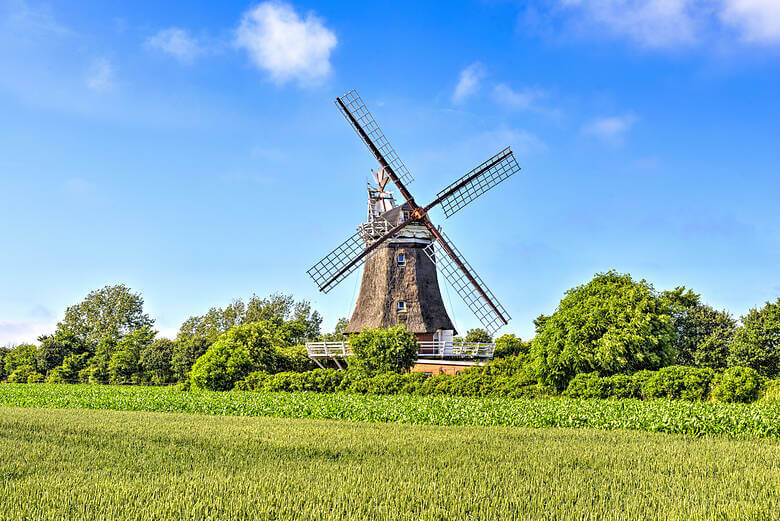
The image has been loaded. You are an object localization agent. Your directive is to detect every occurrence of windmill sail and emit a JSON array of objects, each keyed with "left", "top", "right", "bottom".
[
  {"left": 335, "top": 90, "right": 414, "bottom": 191},
  {"left": 307, "top": 230, "right": 388, "bottom": 294},
  {"left": 423, "top": 229, "right": 510, "bottom": 336},
  {"left": 431, "top": 147, "right": 520, "bottom": 218}
]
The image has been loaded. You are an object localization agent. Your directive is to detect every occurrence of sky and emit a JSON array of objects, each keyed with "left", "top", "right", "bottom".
[{"left": 1, "top": 0, "right": 779, "bottom": 344}]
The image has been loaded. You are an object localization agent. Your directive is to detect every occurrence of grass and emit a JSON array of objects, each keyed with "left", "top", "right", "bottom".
[
  {"left": 1, "top": 406, "right": 778, "bottom": 520},
  {"left": 1, "top": 383, "right": 780, "bottom": 439}
]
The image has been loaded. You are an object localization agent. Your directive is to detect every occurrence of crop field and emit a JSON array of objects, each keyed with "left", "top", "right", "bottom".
[
  {"left": 0, "top": 406, "right": 778, "bottom": 521},
  {"left": 1, "top": 383, "right": 780, "bottom": 439}
]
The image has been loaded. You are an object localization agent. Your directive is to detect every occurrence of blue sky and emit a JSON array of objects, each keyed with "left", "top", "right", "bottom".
[{"left": 1, "top": 0, "right": 779, "bottom": 344}]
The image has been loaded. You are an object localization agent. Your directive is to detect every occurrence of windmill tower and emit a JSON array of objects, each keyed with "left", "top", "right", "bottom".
[
  {"left": 307, "top": 90, "right": 520, "bottom": 363},
  {"left": 347, "top": 168, "right": 456, "bottom": 342}
]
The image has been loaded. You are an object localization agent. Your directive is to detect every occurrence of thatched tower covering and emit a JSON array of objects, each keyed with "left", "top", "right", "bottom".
[{"left": 345, "top": 203, "right": 456, "bottom": 338}]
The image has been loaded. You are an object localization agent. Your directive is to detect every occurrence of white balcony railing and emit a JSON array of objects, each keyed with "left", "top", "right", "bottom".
[{"left": 306, "top": 341, "right": 494, "bottom": 360}]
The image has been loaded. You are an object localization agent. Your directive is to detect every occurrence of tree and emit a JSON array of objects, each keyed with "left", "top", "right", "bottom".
[
  {"left": 348, "top": 326, "right": 419, "bottom": 377},
  {"left": 107, "top": 326, "right": 156, "bottom": 385},
  {"left": 37, "top": 331, "right": 88, "bottom": 374},
  {"left": 320, "top": 317, "right": 350, "bottom": 342},
  {"left": 464, "top": 328, "right": 492, "bottom": 343},
  {"left": 178, "top": 293, "right": 322, "bottom": 345},
  {"left": 57, "top": 284, "right": 154, "bottom": 348},
  {"left": 140, "top": 338, "right": 175, "bottom": 384},
  {"left": 661, "top": 287, "right": 735, "bottom": 368},
  {"left": 494, "top": 334, "right": 527, "bottom": 358},
  {"left": 171, "top": 336, "right": 212, "bottom": 382},
  {"left": 729, "top": 298, "right": 780, "bottom": 377},
  {"left": 530, "top": 271, "right": 676, "bottom": 391},
  {"left": 0, "top": 346, "right": 11, "bottom": 380},
  {"left": 189, "top": 322, "right": 278, "bottom": 391},
  {"left": 3, "top": 344, "right": 38, "bottom": 376},
  {"left": 47, "top": 353, "right": 90, "bottom": 383}
]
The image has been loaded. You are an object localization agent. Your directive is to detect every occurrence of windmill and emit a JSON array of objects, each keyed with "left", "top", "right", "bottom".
[{"left": 307, "top": 89, "right": 520, "bottom": 353}]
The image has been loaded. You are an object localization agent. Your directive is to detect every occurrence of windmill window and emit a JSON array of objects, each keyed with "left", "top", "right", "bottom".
[
  {"left": 397, "top": 300, "right": 406, "bottom": 312},
  {"left": 397, "top": 253, "right": 406, "bottom": 266}
]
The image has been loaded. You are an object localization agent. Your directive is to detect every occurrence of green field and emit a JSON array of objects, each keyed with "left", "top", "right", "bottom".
[
  {"left": 1, "top": 383, "right": 779, "bottom": 439},
  {"left": 1, "top": 406, "right": 778, "bottom": 520}
]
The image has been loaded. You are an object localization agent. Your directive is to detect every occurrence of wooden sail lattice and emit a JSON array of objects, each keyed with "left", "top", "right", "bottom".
[
  {"left": 423, "top": 230, "right": 510, "bottom": 336},
  {"left": 436, "top": 147, "right": 520, "bottom": 219},
  {"left": 335, "top": 89, "right": 414, "bottom": 186},
  {"left": 306, "top": 230, "right": 388, "bottom": 294}
]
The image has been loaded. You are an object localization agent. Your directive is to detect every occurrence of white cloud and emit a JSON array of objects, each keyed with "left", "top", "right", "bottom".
[
  {"left": 452, "top": 62, "right": 486, "bottom": 104},
  {"left": 145, "top": 27, "right": 202, "bottom": 63},
  {"left": 0, "top": 319, "right": 54, "bottom": 346},
  {"left": 560, "top": 0, "right": 701, "bottom": 48},
  {"left": 85, "top": 58, "right": 114, "bottom": 91},
  {"left": 582, "top": 114, "right": 637, "bottom": 145},
  {"left": 235, "top": 1, "right": 337, "bottom": 85},
  {"left": 720, "top": 0, "right": 780, "bottom": 44},
  {"left": 554, "top": 0, "right": 780, "bottom": 48},
  {"left": 492, "top": 83, "right": 547, "bottom": 111}
]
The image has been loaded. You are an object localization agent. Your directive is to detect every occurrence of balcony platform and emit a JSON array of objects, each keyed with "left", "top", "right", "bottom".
[{"left": 305, "top": 341, "right": 494, "bottom": 370}]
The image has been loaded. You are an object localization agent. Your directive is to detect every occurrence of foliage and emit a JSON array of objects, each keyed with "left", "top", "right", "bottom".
[
  {"left": 3, "top": 344, "right": 38, "bottom": 376},
  {"left": 107, "top": 326, "right": 156, "bottom": 385},
  {"left": 530, "top": 271, "right": 676, "bottom": 391},
  {"left": 348, "top": 326, "right": 419, "bottom": 377},
  {"left": 178, "top": 293, "right": 322, "bottom": 346},
  {"left": 760, "top": 379, "right": 780, "bottom": 405},
  {"left": 7, "top": 365, "right": 36, "bottom": 383},
  {"left": 493, "top": 334, "right": 527, "bottom": 358},
  {"left": 189, "top": 322, "right": 278, "bottom": 391},
  {"left": 47, "top": 353, "right": 91, "bottom": 384},
  {"left": 662, "top": 287, "right": 736, "bottom": 368},
  {"left": 274, "top": 344, "right": 317, "bottom": 373},
  {"left": 36, "top": 331, "right": 89, "bottom": 373},
  {"left": 642, "top": 366, "right": 716, "bottom": 401},
  {"left": 236, "top": 369, "right": 346, "bottom": 393},
  {"left": 171, "top": 336, "right": 211, "bottom": 382},
  {"left": 711, "top": 367, "right": 762, "bottom": 403},
  {"left": 2, "top": 384, "right": 780, "bottom": 440},
  {"left": 0, "top": 345, "right": 10, "bottom": 380},
  {"left": 729, "top": 298, "right": 780, "bottom": 377},
  {"left": 463, "top": 328, "right": 492, "bottom": 343},
  {"left": 140, "top": 338, "right": 175, "bottom": 385},
  {"left": 26, "top": 371, "right": 45, "bottom": 383},
  {"left": 56, "top": 284, "right": 154, "bottom": 348},
  {"left": 319, "top": 317, "right": 350, "bottom": 342}
]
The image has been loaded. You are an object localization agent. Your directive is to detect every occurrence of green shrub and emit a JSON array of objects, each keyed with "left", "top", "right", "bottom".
[
  {"left": 564, "top": 372, "right": 609, "bottom": 399},
  {"left": 493, "top": 334, "right": 527, "bottom": 358},
  {"left": 7, "top": 365, "right": 35, "bottom": 383},
  {"left": 26, "top": 371, "right": 45, "bottom": 383},
  {"left": 711, "top": 367, "right": 762, "bottom": 403},
  {"left": 608, "top": 374, "right": 642, "bottom": 399},
  {"left": 235, "top": 369, "right": 346, "bottom": 393},
  {"left": 348, "top": 326, "right": 418, "bottom": 377},
  {"left": 4, "top": 344, "right": 38, "bottom": 376},
  {"left": 48, "top": 353, "right": 91, "bottom": 384},
  {"left": 190, "top": 322, "right": 278, "bottom": 391},
  {"left": 274, "top": 345, "right": 317, "bottom": 373},
  {"left": 760, "top": 379, "right": 780, "bottom": 404},
  {"left": 642, "top": 366, "right": 715, "bottom": 401}
]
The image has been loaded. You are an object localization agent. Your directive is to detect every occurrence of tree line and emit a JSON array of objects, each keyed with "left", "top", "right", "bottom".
[
  {"left": 1, "top": 271, "right": 778, "bottom": 393},
  {"left": 0, "top": 285, "right": 322, "bottom": 385}
]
